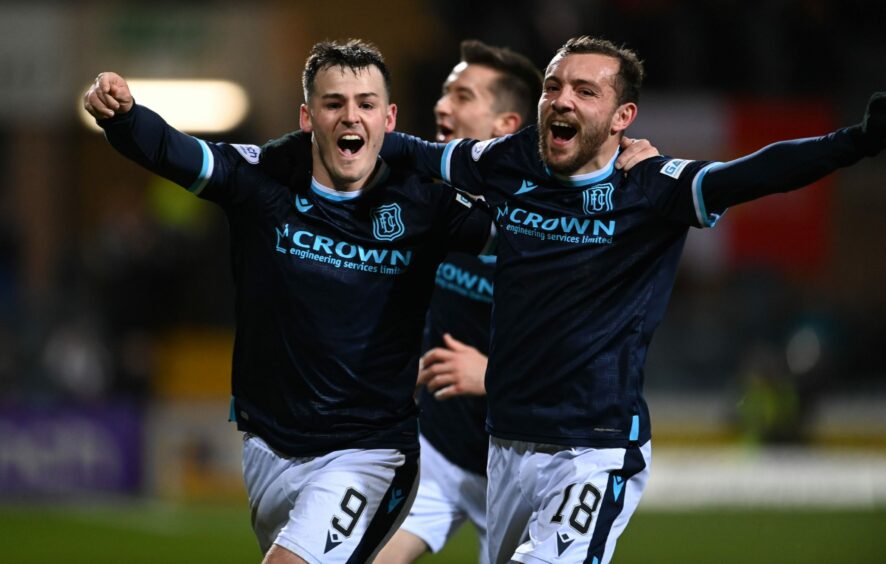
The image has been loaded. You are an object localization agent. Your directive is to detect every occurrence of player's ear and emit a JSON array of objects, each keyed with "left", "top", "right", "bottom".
[
  {"left": 385, "top": 103, "right": 398, "bottom": 133},
  {"left": 610, "top": 102, "right": 637, "bottom": 134},
  {"left": 492, "top": 112, "right": 522, "bottom": 136},
  {"left": 299, "top": 103, "right": 313, "bottom": 133}
]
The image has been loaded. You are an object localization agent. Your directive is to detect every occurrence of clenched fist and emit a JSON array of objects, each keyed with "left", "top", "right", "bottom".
[{"left": 83, "top": 72, "right": 134, "bottom": 119}]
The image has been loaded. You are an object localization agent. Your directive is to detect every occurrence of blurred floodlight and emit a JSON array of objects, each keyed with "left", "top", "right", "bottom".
[{"left": 79, "top": 79, "right": 249, "bottom": 133}]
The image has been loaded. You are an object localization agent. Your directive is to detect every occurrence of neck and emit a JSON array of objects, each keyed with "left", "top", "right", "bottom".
[
  {"left": 574, "top": 137, "right": 620, "bottom": 176},
  {"left": 311, "top": 149, "right": 379, "bottom": 192}
]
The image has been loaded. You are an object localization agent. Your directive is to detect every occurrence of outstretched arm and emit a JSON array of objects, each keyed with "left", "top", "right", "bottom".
[
  {"left": 84, "top": 72, "right": 244, "bottom": 199},
  {"left": 257, "top": 130, "right": 659, "bottom": 190},
  {"left": 381, "top": 131, "right": 660, "bottom": 177},
  {"left": 700, "top": 92, "right": 885, "bottom": 219}
]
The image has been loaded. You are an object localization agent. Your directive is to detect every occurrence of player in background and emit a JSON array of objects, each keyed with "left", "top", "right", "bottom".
[
  {"left": 378, "top": 36, "right": 886, "bottom": 564},
  {"left": 375, "top": 40, "right": 541, "bottom": 564},
  {"left": 258, "top": 40, "right": 658, "bottom": 564},
  {"left": 84, "top": 40, "right": 494, "bottom": 564}
]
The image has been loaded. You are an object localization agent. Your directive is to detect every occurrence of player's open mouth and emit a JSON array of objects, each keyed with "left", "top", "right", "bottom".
[
  {"left": 436, "top": 124, "right": 454, "bottom": 142},
  {"left": 550, "top": 121, "right": 577, "bottom": 143},
  {"left": 337, "top": 134, "right": 365, "bottom": 156}
]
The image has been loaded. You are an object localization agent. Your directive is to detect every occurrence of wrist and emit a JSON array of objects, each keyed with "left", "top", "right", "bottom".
[{"left": 848, "top": 123, "right": 882, "bottom": 157}]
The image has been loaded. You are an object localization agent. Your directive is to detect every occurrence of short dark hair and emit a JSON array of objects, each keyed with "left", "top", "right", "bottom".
[
  {"left": 302, "top": 39, "right": 392, "bottom": 101},
  {"left": 551, "top": 36, "right": 644, "bottom": 105},
  {"left": 460, "top": 39, "right": 543, "bottom": 126}
]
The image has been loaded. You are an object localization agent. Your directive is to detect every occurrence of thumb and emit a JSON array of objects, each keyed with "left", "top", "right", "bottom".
[{"left": 442, "top": 333, "right": 468, "bottom": 351}]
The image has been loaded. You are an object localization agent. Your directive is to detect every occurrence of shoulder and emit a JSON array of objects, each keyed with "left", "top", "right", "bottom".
[
  {"left": 465, "top": 126, "right": 536, "bottom": 163},
  {"left": 629, "top": 155, "right": 711, "bottom": 184},
  {"left": 385, "top": 170, "right": 455, "bottom": 203},
  {"left": 226, "top": 143, "right": 262, "bottom": 165}
]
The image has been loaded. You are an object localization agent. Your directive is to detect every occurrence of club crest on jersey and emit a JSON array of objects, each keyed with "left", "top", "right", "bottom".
[
  {"left": 372, "top": 204, "right": 405, "bottom": 241},
  {"left": 582, "top": 183, "right": 614, "bottom": 214}
]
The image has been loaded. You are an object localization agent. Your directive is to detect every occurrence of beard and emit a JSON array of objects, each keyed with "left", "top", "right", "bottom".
[{"left": 537, "top": 112, "right": 610, "bottom": 176}]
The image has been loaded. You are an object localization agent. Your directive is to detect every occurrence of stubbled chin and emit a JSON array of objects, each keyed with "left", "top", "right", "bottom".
[
  {"left": 542, "top": 146, "right": 576, "bottom": 172},
  {"left": 546, "top": 142, "right": 573, "bottom": 159}
]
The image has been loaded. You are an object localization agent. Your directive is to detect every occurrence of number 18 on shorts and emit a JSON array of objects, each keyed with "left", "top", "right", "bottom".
[{"left": 487, "top": 438, "right": 651, "bottom": 564}]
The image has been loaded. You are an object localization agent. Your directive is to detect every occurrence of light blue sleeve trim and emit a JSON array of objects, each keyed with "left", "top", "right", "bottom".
[
  {"left": 440, "top": 139, "right": 460, "bottom": 184},
  {"left": 629, "top": 415, "right": 640, "bottom": 441},
  {"left": 691, "top": 162, "right": 724, "bottom": 228},
  {"left": 188, "top": 138, "right": 215, "bottom": 195}
]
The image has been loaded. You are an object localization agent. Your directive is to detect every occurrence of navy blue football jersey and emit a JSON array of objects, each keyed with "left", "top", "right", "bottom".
[
  {"left": 383, "top": 124, "right": 866, "bottom": 448},
  {"left": 419, "top": 253, "right": 495, "bottom": 476},
  {"left": 99, "top": 105, "right": 492, "bottom": 457}
]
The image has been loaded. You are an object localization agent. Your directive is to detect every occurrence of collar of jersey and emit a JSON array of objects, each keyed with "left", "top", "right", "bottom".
[
  {"left": 310, "top": 158, "right": 390, "bottom": 201},
  {"left": 545, "top": 147, "right": 619, "bottom": 187}
]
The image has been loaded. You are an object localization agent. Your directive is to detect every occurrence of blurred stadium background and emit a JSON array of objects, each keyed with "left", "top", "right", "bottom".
[{"left": 1, "top": 1, "right": 885, "bottom": 562}]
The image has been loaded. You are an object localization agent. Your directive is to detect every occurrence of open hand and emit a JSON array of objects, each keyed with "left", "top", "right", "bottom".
[{"left": 417, "top": 333, "right": 487, "bottom": 400}]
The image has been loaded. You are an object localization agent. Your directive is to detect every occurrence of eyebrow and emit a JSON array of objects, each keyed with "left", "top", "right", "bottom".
[
  {"left": 448, "top": 85, "right": 476, "bottom": 97},
  {"left": 545, "top": 75, "right": 607, "bottom": 94},
  {"left": 571, "top": 78, "right": 601, "bottom": 90},
  {"left": 320, "top": 91, "right": 381, "bottom": 100},
  {"left": 546, "top": 75, "right": 599, "bottom": 87}
]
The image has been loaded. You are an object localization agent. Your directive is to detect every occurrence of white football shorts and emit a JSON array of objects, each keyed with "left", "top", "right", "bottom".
[
  {"left": 242, "top": 433, "right": 419, "bottom": 563},
  {"left": 399, "top": 434, "right": 488, "bottom": 562},
  {"left": 486, "top": 437, "right": 651, "bottom": 564}
]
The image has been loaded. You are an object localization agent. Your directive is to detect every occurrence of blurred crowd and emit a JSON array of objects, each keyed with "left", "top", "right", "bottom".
[{"left": 1, "top": 0, "right": 884, "bottom": 446}]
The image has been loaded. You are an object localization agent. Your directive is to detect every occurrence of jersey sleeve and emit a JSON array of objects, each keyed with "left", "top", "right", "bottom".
[
  {"left": 97, "top": 104, "right": 266, "bottom": 207},
  {"left": 382, "top": 132, "right": 506, "bottom": 196},
  {"left": 630, "top": 126, "right": 867, "bottom": 229},
  {"left": 629, "top": 156, "right": 720, "bottom": 227},
  {"left": 698, "top": 127, "right": 866, "bottom": 215},
  {"left": 435, "top": 187, "right": 494, "bottom": 255},
  {"left": 259, "top": 129, "right": 313, "bottom": 187}
]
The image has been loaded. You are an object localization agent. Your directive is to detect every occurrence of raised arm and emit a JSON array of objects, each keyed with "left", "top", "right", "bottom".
[
  {"left": 84, "top": 72, "right": 255, "bottom": 202},
  {"left": 84, "top": 72, "right": 134, "bottom": 118},
  {"left": 381, "top": 132, "right": 450, "bottom": 179},
  {"left": 700, "top": 92, "right": 885, "bottom": 221},
  {"left": 259, "top": 129, "right": 659, "bottom": 191}
]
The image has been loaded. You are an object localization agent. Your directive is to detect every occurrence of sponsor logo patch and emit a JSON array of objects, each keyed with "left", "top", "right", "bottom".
[
  {"left": 612, "top": 475, "right": 625, "bottom": 501},
  {"left": 557, "top": 532, "right": 575, "bottom": 556},
  {"left": 515, "top": 179, "right": 538, "bottom": 195},
  {"left": 470, "top": 136, "right": 506, "bottom": 161},
  {"left": 324, "top": 531, "right": 343, "bottom": 553},
  {"left": 294, "top": 195, "right": 313, "bottom": 213},
  {"left": 659, "top": 158, "right": 692, "bottom": 179},
  {"left": 231, "top": 144, "right": 261, "bottom": 164},
  {"left": 387, "top": 488, "right": 405, "bottom": 513}
]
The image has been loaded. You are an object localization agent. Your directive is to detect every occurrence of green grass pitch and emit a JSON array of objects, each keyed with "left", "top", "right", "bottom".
[{"left": 0, "top": 502, "right": 883, "bottom": 563}]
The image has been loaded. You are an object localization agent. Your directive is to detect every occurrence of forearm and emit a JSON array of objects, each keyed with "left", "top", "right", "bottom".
[
  {"left": 702, "top": 126, "right": 866, "bottom": 213},
  {"left": 99, "top": 104, "right": 210, "bottom": 192},
  {"left": 381, "top": 132, "right": 448, "bottom": 180}
]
